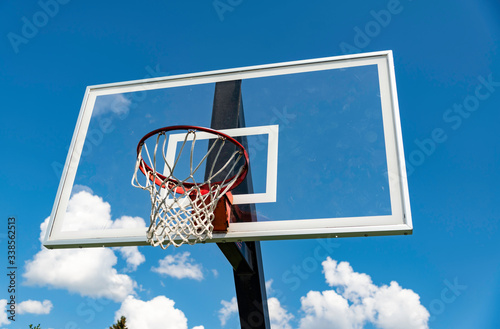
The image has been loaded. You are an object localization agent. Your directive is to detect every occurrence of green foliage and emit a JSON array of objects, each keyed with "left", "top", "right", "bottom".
[
  {"left": 29, "top": 325, "right": 41, "bottom": 329},
  {"left": 109, "top": 316, "right": 128, "bottom": 329}
]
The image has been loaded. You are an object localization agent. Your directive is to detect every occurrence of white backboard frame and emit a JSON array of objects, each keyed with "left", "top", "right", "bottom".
[{"left": 44, "top": 50, "right": 412, "bottom": 249}]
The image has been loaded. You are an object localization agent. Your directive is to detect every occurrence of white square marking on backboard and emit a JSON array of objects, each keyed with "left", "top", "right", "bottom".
[{"left": 164, "top": 125, "right": 279, "bottom": 204}]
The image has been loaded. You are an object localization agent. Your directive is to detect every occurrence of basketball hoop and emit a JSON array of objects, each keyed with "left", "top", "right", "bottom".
[{"left": 132, "top": 125, "right": 249, "bottom": 249}]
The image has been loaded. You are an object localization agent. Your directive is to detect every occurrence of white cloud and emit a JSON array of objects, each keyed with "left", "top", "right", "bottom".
[
  {"left": 111, "top": 217, "right": 147, "bottom": 272},
  {"left": 266, "top": 279, "right": 275, "bottom": 295},
  {"left": 59, "top": 190, "right": 113, "bottom": 231},
  {"left": 323, "top": 259, "right": 375, "bottom": 301},
  {"left": 372, "top": 281, "right": 429, "bottom": 329},
  {"left": 71, "top": 184, "right": 93, "bottom": 195},
  {"left": 18, "top": 300, "right": 53, "bottom": 315},
  {"left": 25, "top": 190, "right": 146, "bottom": 302},
  {"left": 299, "top": 290, "right": 363, "bottom": 329},
  {"left": 44, "top": 191, "right": 146, "bottom": 233},
  {"left": 152, "top": 252, "right": 204, "bottom": 281},
  {"left": 115, "top": 295, "right": 194, "bottom": 329},
  {"left": 192, "top": 326, "right": 205, "bottom": 329},
  {"left": 24, "top": 245, "right": 136, "bottom": 302},
  {"left": 266, "top": 279, "right": 295, "bottom": 328},
  {"left": 93, "top": 94, "right": 131, "bottom": 116},
  {"left": 297, "top": 257, "right": 429, "bottom": 329},
  {"left": 219, "top": 297, "right": 238, "bottom": 326},
  {"left": 111, "top": 215, "right": 148, "bottom": 230},
  {"left": 115, "top": 247, "right": 146, "bottom": 272},
  {"left": 0, "top": 300, "right": 10, "bottom": 326},
  {"left": 268, "top": 297, "right": 294, "bottom": 329}
]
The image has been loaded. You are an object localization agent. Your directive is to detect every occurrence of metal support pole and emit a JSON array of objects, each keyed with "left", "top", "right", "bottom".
[{"left": 207, "top": 80, "right": 271, "bottom": 329}]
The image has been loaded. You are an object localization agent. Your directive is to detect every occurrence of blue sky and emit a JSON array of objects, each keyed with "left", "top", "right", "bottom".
[{"left": 1, "top": 0, "right": 500, "bottom": 328}]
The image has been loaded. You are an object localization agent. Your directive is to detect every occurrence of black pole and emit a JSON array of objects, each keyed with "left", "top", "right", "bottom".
[{"left": 206, "top": 80, "right": 271, "bottom": 329}]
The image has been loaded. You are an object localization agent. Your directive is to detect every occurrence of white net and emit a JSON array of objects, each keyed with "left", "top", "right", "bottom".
[{"left": 132, "top": 128, "right": 246, "bottom": 249}]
